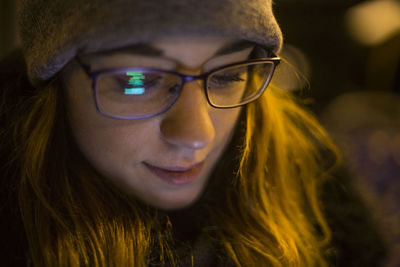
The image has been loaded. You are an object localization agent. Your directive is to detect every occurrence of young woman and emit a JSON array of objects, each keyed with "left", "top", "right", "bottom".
[{"left": 0, "top": 0, "right": 387, "bottom": 266}]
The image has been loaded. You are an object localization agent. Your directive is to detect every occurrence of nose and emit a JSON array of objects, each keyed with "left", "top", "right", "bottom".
[{"left": 160, "top": 80, "right": 215, "bottom": 150}]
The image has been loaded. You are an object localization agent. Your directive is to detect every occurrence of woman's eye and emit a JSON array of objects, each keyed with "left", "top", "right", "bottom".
[
  {"left": 142, "top": 76, "right": 162, "bottom": 88},
  {"left": 210, "top": 73, "right": 245, "bottom": 86}
]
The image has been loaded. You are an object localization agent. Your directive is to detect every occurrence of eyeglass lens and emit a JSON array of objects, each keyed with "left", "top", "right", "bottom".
[
  {"left": 207, "top": 62, "right": 274, "bottom": 107},
  {"left": 95, "top": 70, "right": 182, "bottom": 118},
  {"left": 94, "top": 62, "right": 274, "bottom": 118}
]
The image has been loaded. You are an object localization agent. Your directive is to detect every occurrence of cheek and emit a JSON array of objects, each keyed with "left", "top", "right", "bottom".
[
  {"left": 69, "top": 116, "right": 157, "bottom": 175},
  {"left": 64, "top": 75, "right": 159, "bottom": 179},
  {"left": 211, "top": 107, "right": 242, "bottom": 147}
]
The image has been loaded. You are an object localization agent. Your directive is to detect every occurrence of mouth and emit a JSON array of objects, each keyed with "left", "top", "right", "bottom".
[{"left": 143, "top": 161, "right": 205, "bottom": 186}]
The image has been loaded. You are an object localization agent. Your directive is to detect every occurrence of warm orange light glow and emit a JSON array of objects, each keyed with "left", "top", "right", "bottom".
[{"left": 345, "top": 0, "right": 400, "bottom": 45}]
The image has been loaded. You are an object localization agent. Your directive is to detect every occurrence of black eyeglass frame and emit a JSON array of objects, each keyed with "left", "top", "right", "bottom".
[{"left": 77, "top": 54, "right": 280, "bottom": 120}]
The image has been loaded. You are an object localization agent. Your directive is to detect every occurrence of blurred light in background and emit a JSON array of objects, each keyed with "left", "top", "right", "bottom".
[
  {"left": 368, "top": 130, "right": 391, "bottom": 165},
  {"left": 392, "top": 134, "right": 400, "bottom": 165},
  {"left": 346, "top": 0, "right": 400, "bottom": 46}
]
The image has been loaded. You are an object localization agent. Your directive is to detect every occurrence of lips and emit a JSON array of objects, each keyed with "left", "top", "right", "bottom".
[{"left": 143, "top": 161, "right": 204, "bottom": 186}]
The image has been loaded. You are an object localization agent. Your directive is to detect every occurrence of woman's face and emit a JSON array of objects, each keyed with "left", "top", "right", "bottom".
[{"left": 62, "top": 36, "right": 253, "bottom": 210}]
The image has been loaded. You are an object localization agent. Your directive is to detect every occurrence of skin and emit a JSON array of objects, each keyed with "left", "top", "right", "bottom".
[{"left": 62, "top": 36, "right": 253, "bottom": 210}]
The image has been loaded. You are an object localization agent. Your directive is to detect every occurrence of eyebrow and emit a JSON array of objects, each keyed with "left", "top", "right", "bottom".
[
  {"left": 97, "top": 40, "right": 256, "bottom": 58},
  {"left": 214, "top": 41, "right": 255, "bottom": 56}
]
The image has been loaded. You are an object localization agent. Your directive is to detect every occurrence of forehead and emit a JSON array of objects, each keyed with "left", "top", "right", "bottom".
[
  {"left": 83, "top": 36, "right": 256, "bottom": 68},
  {"left": 149, "top": 36, "right": 254, "bottom": 67}
]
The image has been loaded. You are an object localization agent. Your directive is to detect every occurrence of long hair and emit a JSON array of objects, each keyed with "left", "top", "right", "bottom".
[{"left": 2, "top": 56, "right": 340, "bottom": 266}]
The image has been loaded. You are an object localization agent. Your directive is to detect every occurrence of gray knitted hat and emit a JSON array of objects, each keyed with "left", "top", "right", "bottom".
[{"left": 18, "top": 0, "right": 283, "bottom": 86}]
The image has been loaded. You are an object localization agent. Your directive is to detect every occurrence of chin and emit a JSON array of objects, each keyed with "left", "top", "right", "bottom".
[
  {"left": 147, "top": 187, "right": 204, "bottom": 211},
  {"left": 156, "top": 200, "right": 196, "bottom": 211},
  {"left": 110, "top": 171, "right": 208, "bottom": 210},
  {"left": 153, "top": 195, "right": 201, "bottom": 211}
]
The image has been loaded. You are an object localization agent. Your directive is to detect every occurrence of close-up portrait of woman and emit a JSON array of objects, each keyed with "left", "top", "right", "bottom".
[{"left": 0, "top": 0, "right": 393, "bottom": 266}]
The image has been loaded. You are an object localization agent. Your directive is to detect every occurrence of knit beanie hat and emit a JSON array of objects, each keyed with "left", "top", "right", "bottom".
[{"left": 18, "top": 0, "right": 283, "bottom": 86}]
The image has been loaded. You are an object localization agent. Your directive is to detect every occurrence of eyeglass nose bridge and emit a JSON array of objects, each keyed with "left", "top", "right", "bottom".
[
  {"left": 180, "top": 73, "right": 207, "bottom": 85},
  {"left": 177, "top": 74, "right": 210, "bottom": 100},
  {"left": 170, "top": 74, "right": 210, "bottom": 113}
]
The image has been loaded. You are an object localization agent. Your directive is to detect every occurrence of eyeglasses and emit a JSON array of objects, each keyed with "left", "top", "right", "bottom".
[{"left": 77, "top": 55, "right": 280, "bottom": 120}]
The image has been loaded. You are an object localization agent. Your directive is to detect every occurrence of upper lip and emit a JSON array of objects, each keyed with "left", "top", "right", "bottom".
[{"left": 143, "top": 161, "right": 204, "bottom": 172}]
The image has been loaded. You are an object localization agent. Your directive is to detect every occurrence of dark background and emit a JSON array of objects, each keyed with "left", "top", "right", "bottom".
[{"left": 0, "top": 0, "right": 18, "bottom": 60}]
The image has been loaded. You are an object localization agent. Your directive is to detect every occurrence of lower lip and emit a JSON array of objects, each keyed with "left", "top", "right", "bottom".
[{"left": 143, "top": 162, "right": 204, "bottom": 186}]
